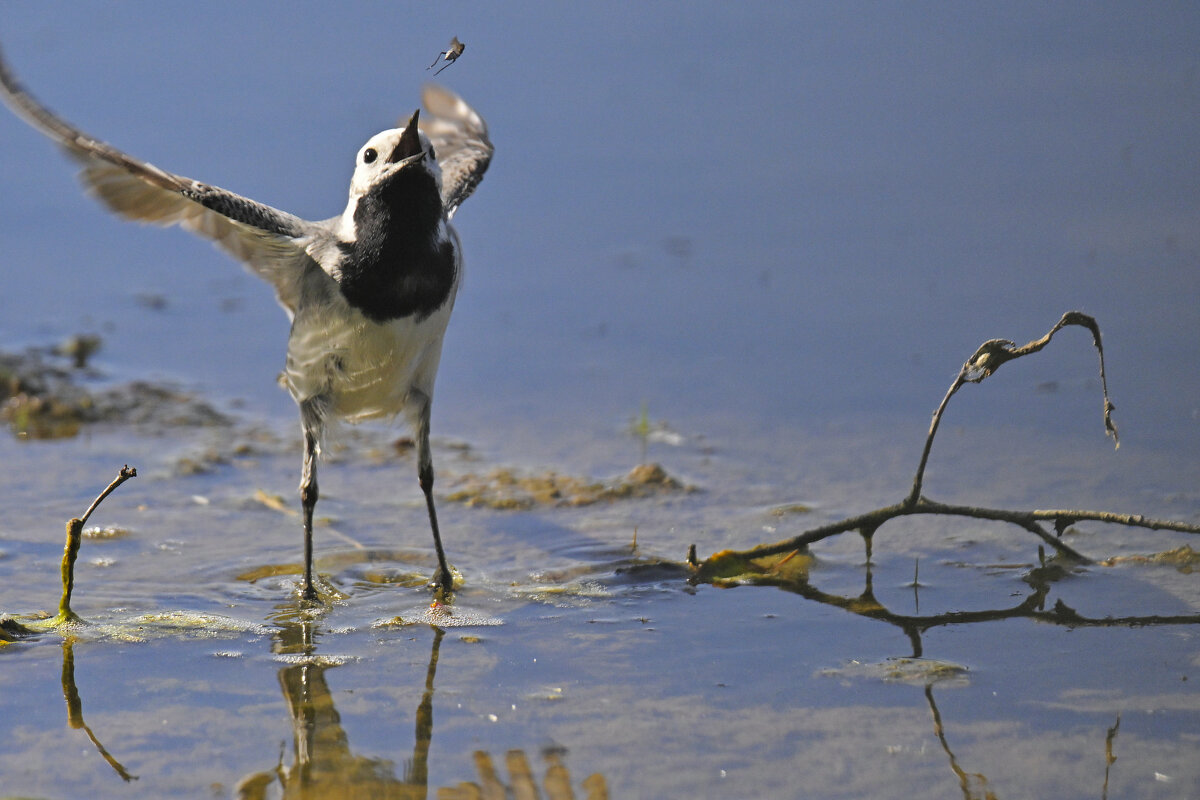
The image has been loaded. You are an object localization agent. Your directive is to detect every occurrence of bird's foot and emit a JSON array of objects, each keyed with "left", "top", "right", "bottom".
[
  {"left": 300, "top": 583, "right": 323, "bottom": 606},
  {"left": 430, "top": 565, "right": 454, "bottom": 600}
]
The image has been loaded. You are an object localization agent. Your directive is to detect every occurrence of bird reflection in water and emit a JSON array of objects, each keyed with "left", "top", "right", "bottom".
[
  {"left": 236, "top": 614, "right": 442, "bottom": 798},
  {"left": 236, "top": 612, "right": 607, "bottom": 798},
  {"left": 439, "top": 748, "right": 609, "bottom": 800}
]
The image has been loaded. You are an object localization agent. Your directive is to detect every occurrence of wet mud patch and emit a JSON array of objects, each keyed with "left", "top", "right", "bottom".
[
  {"left": 0, "top": 340, "right": 232, "bottom": 439},
  {"left": 444, "top": 462, "right": 695, "bottom": 509}
]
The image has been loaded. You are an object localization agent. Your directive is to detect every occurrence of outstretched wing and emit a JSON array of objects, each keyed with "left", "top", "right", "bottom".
[
  {"left": 0, "top": 45, "right": 323, "bottom": 316},
  {"left": 419, "top": 85, "right": 493, "bottom": 220}
]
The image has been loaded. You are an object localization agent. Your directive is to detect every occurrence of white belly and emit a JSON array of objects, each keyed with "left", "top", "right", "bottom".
[{"left": 284, "top": 294, "right": 455, "bottom": 424}]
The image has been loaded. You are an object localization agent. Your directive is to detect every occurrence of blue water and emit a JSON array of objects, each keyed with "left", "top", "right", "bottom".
[
  {"left": 1, "top": 4, "right": 1199, "bottom": 798},
  {"left": 0, "top": 3, "right": 1196, "bottom": 447}
]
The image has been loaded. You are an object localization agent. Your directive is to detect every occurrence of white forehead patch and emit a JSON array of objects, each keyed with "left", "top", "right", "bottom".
[{"left": 349, "top": 127, "right": 439, "bottom": 198}]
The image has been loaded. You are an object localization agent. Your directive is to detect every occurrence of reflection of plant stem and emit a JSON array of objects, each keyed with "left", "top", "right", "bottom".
[
  {"left": 925, "top": 684, "right": 994, "bottom": 800},
  {"left": 55, "top": 465, "right": 137, "bottom": 625},
  {"left": 1102, "top": 714, "right": 1120, "bottom": 800},
  {"left": 60, "top": 638, "right": 138, "bottom": 782},
  {"left": 926, "top": 683, "right": 1122, "bottom": 800},
  {"left": 747, "top": 553, "right": 1200, "bottom": 659}
]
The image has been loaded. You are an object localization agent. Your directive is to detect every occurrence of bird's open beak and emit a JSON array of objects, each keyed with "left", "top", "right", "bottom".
[{"left": 388, "top": 109, "right": 423, "bottom": 164}]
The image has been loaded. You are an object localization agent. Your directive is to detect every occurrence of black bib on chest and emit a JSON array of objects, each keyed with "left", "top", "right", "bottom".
[{"left": 336, "top": 168, "right": 455, "bottom": 323}]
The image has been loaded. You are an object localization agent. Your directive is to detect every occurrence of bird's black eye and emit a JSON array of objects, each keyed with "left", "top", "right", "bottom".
[
  {"left": 428, "top": 145, "right": 436, "bottom": 160},
  {"left": 363, "top": 148, "right": 378, "bottom": 164}
]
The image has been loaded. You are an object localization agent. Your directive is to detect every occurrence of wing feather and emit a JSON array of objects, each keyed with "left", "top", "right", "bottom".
[
  {"left": 419, "top": 85, "right": 493, "bottom": 220},
  {"left": 0, "top": 44, "right": 323, "bottom": 315}
]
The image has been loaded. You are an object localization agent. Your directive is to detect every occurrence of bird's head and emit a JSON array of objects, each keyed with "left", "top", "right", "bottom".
[{"left": 349, "top": 109, "right": 441, "bottom": 200}]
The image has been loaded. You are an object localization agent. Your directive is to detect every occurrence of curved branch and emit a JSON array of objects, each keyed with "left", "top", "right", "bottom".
[
  {"left": 696, "top": 311, "right": 1190, "bottom": 582},
  {"left": 907, "top": 311, "right": 1118, "bottom": 506}
]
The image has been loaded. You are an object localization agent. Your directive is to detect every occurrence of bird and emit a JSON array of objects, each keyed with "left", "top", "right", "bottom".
[{"left": 0, "top": 43, "right": 493, "bottom": 602}]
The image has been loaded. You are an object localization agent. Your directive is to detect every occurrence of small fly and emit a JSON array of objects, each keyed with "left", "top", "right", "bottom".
[{"left": 428, "top": 36, "right": 465, "bottom": 76}]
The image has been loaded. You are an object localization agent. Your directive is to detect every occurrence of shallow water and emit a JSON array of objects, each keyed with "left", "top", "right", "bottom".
[
  {"left": 1, "top": 416, "right": 1198, "bottom": 798},
  {"left": 1, "top": 3, "right": 1199, "bottom": 798}
]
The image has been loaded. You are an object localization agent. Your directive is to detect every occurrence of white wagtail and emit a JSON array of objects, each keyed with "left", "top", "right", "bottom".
[{"left": 0, "top": 45, "right": 493, "bottom": 601}]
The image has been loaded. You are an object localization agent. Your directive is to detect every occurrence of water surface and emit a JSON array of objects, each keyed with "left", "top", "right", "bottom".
[{"left": 1, "top": 4, "right": 1198, "bottom": 798}]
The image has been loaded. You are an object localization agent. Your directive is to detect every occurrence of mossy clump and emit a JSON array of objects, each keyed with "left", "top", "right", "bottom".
[
  {"left": 769, "top": 502, "right": 813, "bottom": 517},
  {"left": 0, "top": 616, "right": 38, "bottom": 645},
  {"left": 692, "top": 547, "right": 814, "bottom": 586},
  {"left": 0, "top": 343, "right": 230, "bottom": 439},
  {"left": 1102, "top": 544, "right": 1200, "bottom": 573}
]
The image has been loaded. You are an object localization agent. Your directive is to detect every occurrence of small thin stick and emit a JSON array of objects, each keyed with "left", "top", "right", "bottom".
[
  {"left": 56, "top": 465, "right": 137, "bottom": 623},
  {"left": 80, "top": 465, "right": 137, "bottom": 527}
]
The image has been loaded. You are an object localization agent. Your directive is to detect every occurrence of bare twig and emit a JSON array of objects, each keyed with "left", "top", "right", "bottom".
[
  {"left": 56, "top": 465, "right": 137, "bottom": 624},
  {"left": 908, "top": 311, "right": 1117, "bottom": 507},
  {"left": 694, "top": 496, "right": 1106, "bottom": 570}
]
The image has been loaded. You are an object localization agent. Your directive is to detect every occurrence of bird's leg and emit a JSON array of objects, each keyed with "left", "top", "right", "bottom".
[
  {"left": 421, "top": 459, "right": 452, "bottom": 595},
  {"left": 413, "top": 393, "right": 452, "bottom": 595},
  {"left": 427, "top": 51, "right": 447, "bottom": 70},
  {"left": 299, "top": 401, "right": 323, "bottom": 603}
]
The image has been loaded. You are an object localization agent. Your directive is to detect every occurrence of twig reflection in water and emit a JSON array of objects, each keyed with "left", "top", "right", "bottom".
[
  {"left": 923, "top": 684, "right": 1121, "bottom": 800},
  {"left": 743, "top": 552, "right": 1200, "bottom": 659},
  {"left": 778, "top": 557, "right": 1140, "bottom": 799},
  {"left": 59, "top": 638, "right": 137, "bottom": 782},
  {"left": 925, "top": 684, "right": 993, "bottom": 800}
]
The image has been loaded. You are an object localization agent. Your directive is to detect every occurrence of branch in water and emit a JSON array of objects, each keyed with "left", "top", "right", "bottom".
[
  {"left": 55, "top": 465, "right": 138, "bottom": 625},
  {"left": 690, "top": 312, "right": 1195, "bottom": 583}
]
